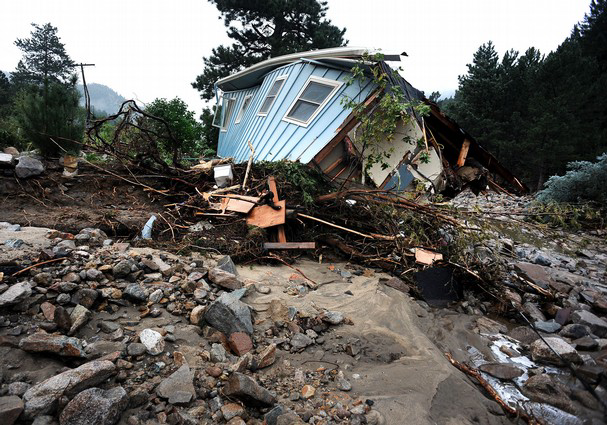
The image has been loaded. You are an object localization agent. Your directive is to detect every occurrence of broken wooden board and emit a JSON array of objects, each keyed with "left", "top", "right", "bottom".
[
  {"left": 415, "top": 248, "right": 444, "bottom": 265},
  {"left": 246, "top": 200, "right": 286, "bottom": 228},
  {"left": 263, "top": 242, "right": 316, "bottom": 250},
  {"left": 220, "top": 198, "right": 256, "bottom": 214},
  {"left": 267, "top": 176, "right": 287, "bottom": 242}
]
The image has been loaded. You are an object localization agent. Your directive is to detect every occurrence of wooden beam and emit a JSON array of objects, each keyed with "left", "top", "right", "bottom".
[
  {"left": 263, "top": 242, "right": 316, "bottom": 250},
  {"left": 267, "top": 176, "right": 287, "bottom": 242},
  {"left": 324, "top": 157, "right": 343, "bottom": 174},
  {"left": 457, "top": 139, "right": 471, "bottom": 167}
]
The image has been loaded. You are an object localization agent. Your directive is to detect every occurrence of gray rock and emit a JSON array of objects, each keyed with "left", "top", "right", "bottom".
[
  {"left": 19, "top": 332, "right": 85, "bottom": 357},
  {"left": 0, "top": 395, "right": 24, "bottom": 425},
  {"left": 523, "top": 302, "right": 546, "bottom": 323},
  {"left": 223, "top": 372, "right": 276, "bottom": 407},
  {"left": 4, "top": 239, "right": 24, "bottom": 248},
  {"left": 23, "top": 360, "right": 116, "bottom": 419},
  {"left": 68, "top": 305, "right": 92, "bottom": 336},
  {"left": 216, "top": 255, "right": 237, "bottom": 275},
  {"left": 530, "top": 337, "right": 582, "bottom": 365},
  {"left": 15, "top": 156, "right": 44, "bottom": 178},
  {"left": 204, "top": 290, "right": 253, "bottom": 335},
  {"left": 534, "top": 320, "right": 561, "bottom": 333},
  {"left": 86, "top": 269, "right": 103, "bottom": 281},
  {"left": 322, "top": 311, "right": 344, "bottom": 325},
  {"left": 123, "top": 284, "right": 146, "bottom": 303},
  {"left": 139, "top": 329, "right": 164, "bottom": 355},
  {"left": 127, "top": 343, "right": 146, "bottom": 356},
  {"left": 156, "top": 365, "right": 196, "bottom": 405},
  {"left": 98, "top": 321, "right": 121, "bottom": 334},
  {"left": 59, "top": 386, "right": 128, "bottom": 425},
  {"left": 0, "top": 281, "right": 32, "bottom": 307},
  {"left": 8, "top": 382, "right": 31, "bottom": 397},
  {"left": 522, "top": 374, "right": 574, "bottom": 414},
  {"left": 53, "top": 306, "right": 72, "bottom": 331},
  {"left": 56, "top": 293, "right": 71, "bottom": 305},
  {"left": 479, "top": 363, "right": 525, "bottom": 380},
  {"left": 571, "top": 310, "right": 607, "bottom": 338},
  {"left": 32, "top": 415, "right": 55, "bottom": 425},
  {"left": 0, "top": 152, "right": 15, "bottom": 166},
  {"left": 112, "top": 261, "right": 131, "bottom": 278},
  {"left": 210, "top": 343, "right": 227, "bottom": 363},
  {"left": 560, "top": 324, "right": 590, "bottom": 339},
  {"left": 148, "top": 289, "right": 163, "bottom": 304},
  {"left": 72, "top": 289, "right": 98, "bottom": 309},
  {"left": 573, "top": 336, "right": 598, "bottom": 351},
  {"left": 335, "top": 371, "right": 351, "bottom": 391},
  {"left": 290, "top": 334, "right": 313, "bottom": 352}
]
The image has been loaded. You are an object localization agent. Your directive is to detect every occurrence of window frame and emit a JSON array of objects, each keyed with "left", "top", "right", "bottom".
[
  {"left": 235, "top": 95, "right": 252, "bottom": 124},
  {"left": 211, "top": 97, "right": 223, "bottom": 128},
  {"left": 220, "top": 97, "right": 236, "bottom": 132},
  {"left": 257, "top": 75, "right": 287, "bottom": 116},
  {"left": 282, "top": 76, "right": 342, "bottom": 127}
]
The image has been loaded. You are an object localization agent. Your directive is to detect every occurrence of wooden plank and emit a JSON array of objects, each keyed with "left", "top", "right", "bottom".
[
  {"left": 263, "top": 242, "right": 316, "bottom": 250},
  {"left": 324, "top": 156, "right": 343, "bottom": 174},
  {"left": 457, "top": 139, "right": 471, "bottom": 167},
  {"left": 213, "top": 194, "right": 261, "bottom": 203},
  {"left": 267, "top": 176, "right": 287, "bottom": 242},
  {"left": 224, "top": 198, "right": 255, "bottom": 214},
  {"left": 246, "top": 200, "right": 286, "bottom": 228}
]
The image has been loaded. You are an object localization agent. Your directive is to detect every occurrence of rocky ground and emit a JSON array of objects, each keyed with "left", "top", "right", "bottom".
[{"left": 0, "top": 189, "right": 606, "bottom": 425}]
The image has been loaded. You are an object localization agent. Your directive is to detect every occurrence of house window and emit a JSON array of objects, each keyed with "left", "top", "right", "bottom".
[
  {"left": 283, "top": 77, "right": 341, "bottom": 126},
  {"left": 221, "top": 98, "right": 236, "bottom": 131},
  {"left": 235, "top": 95, "right": 252, "bottom": 124},
  {"left": 211, "top": 98, "right": 223, "bottom": 128},
  {"left": 258, "top": 76, "right": 286, "bottom": 115}
]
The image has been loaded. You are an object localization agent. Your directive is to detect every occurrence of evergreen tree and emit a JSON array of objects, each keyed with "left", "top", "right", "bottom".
[
  {"left": 0, "top": 71, "right": 12, "bottom": 118},
  {"left": 11, "top": 23, "right": 75, "bottom": 88},
  {"left": 192, "top": 0, "right": 347, "bottom": 100}
]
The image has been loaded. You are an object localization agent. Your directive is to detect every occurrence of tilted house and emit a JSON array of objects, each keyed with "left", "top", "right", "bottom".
[{"left": 213, "top": 47, "right": 527, "bottom": 194}]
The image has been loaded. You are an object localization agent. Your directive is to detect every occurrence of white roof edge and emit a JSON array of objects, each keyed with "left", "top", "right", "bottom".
[{"left": 216, "top": 47, "right": 394, "bottom": 88}]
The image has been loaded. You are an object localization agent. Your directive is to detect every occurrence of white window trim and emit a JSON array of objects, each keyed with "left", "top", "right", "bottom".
[
  {"left": 211, "top": 97, "right": 223, "bottom": 128},
  {"left": 220, "top": 97, "right": 236, "bottom": 132},
  {"left": 282, "top": 76, "right": 342, "bottom": 128},
  {"left": 257, "top": 75, "right": 287, "bottom": 117},
  {"left": 235, "top": 95, "right": 252, "bottom": 124}
]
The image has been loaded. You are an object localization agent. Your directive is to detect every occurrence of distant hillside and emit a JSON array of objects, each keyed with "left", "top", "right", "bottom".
[{"left": 77, "top": 83, "right": 126, "bottom": 116}]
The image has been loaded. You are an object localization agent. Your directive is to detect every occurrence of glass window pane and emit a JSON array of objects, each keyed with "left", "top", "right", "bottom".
[
  {"left": 236, "top": 96, "right": 251, "bottom": 122},
  {"left": 259, "top": 96, "right": 275, "bottom": 114},
  {"left": 287, "top": 100, "right": 318, "bottom": 122},
  {"left": 222, "top": 99, "right": 235, "bottom": 128},
  {"left": 268, "top": 78, "right": 285, "bottom": 96},
  {"left": 300, "top": 81, "right": 334, "bottom": 103},
  {"left": 212, "top": 100, "right": 223, "bottom": 127}
]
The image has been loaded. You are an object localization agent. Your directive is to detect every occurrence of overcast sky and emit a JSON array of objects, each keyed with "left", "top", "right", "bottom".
[{"left": 0, "top": 0, "right": 590, "bottom": 114}]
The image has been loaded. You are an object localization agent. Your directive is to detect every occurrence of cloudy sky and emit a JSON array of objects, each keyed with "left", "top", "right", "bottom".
[{"left": 0, "top": 0, "right": 590, "bottom": 114}]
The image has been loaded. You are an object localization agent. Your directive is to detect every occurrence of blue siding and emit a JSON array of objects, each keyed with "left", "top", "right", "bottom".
[{"left": 217, "top": 60, "right": 376, "bottom": 164}]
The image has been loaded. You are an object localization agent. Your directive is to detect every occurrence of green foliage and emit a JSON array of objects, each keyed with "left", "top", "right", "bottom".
[
  {"left": 256, "top": 160, "right": 325, "bottom": 206},
  {"left": 14, "top": 82, "right": 84, "bottom": 156},
  {"left": 192, "top": 0, "right": 347, "bottom": 100},
  {"left": 537, "top": 153, "right": 607, "bottom": 206},
  {"left": 341, "top": 53, "right": 430, "bottom": 175},
  {"left": 11, "top": 23, "right": 75, "bottom": 88},
  {"left": 527, "top": 201, "right": 605, "bottom": 230},
  {"left": 143, "top": 97, "right": 205, "bottom": 165},
  {"left": 200, "top": 106, "right": 219, "bottom": 156}
]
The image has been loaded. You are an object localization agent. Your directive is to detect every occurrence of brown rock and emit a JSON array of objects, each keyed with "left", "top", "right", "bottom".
[
  {"left": 479, "top": 363, "right": 524, "bottom": 380},
  {"left": 383, "top": 277, "right": 409, "bottom": 294},
  {"left": 229, "top": 332, "right": 253, "bottom": 356},
  {"left": 223, "top": 372, "right": 275, "bottom": 407},
  {"left": 40, "top": 302, "right": 56, "bottom": 321},
  {"left": 59, "top": 386, "right": 128, "bottom": 425},
  {"left": 522, "top": 374, "right": 575, "bottom": 414},
  {"left": 189, "top": 305, "right": 205, "bottom": 326},
  {"left": 208, "top": 268, "right": 243, "bottom": 290},
  {"left": 226, "top": 418, "right": 246, "bottom": 425},
  {"left": 301, "top": 385, "right": 315, "bottom": 399},
  {"left": 206, "top": 366, "right": 222, "bottom": 378},
  {"left": 53, "top": 306, "right": 72, "bottom": 331},
  {"left": 19, "top": 332, "right": 85, "bottom": 357},
  {"left": 0, "top": 395, "right": 24, "bottom": 425},
  {"left": 255, "top": 344, "right": 276, "bottom": 369},
  {"left": 221, "top": 403, "right": 245, "bottom": 421},
  {"left": 173, "top": 351, "right": 187, "bottom": 367}
]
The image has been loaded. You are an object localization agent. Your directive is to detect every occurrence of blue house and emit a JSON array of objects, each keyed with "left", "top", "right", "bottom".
[{"left": 213, "top": 47, "right": 527, "bottom": 194}]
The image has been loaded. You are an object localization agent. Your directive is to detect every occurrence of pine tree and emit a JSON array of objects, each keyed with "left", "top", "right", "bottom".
[{"left": 192, "top": 0, "right": 347, "bottom": 100}]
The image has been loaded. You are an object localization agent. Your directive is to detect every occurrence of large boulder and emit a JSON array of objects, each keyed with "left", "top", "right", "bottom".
[
  {"left": 19, "top": 332, "right": 85, "bottom": 357},
  {"left": 203, "top": 289, "right": 253, "bottom": 335},
  {"left": 22, "top": 360, "right": 116, "bottom": 419},
  {"left": 571, "top": 310, "right": 607, "bottom": 338},
  {"left": 59, "top": 386, "right": 128, "bottom": 425},
  {"left": 15, "top": 156, "right": 44, "bottom": 179}
]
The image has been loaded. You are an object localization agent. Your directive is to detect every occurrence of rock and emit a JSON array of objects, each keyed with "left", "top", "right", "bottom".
[
  {"left": 573, "top": 336, "right": 598, "bottom": 351},
  {"left": 255, "top": 344, "right": 276, "bottom": 369},
  {"left": 208, "top": 268, "right": 243, "bottom": 290},
  {"left": 0, "top": 281, "right": 32, "bottom": 307},
  {"left": 203, "top": 290, "right": 253, "bottom": 336},
  {"left": 290, "top": 333, "right": 313, "bottom": 352},
  {"left": 555, "top": 307, "right": 572, "bottom": 325},
  {"left": 221, "top": 403, "right": 245, "bottom": 421},
  {"left": 335, "top": 371, "right": 351, "bottom": 391},
  {"left": 3, "top": 146, "right": 19, "bottom": 156},
  {"left": 98, "top": 321, "right": 120, "bottom": 334},
  {"left": 560, "top": 323, "right": 590, "bottom": 339},
  {"left": 571, "top": 310, "right": 607, "bottom": 337},
  {"left": 223, "top": 372, "right": 276, "bottom": 407},
  {"left": 534, "top": 320, "right": 561, "bottom": 333},
  {"left": 72, "top": 289, "right": 98, "bottom": 309},
  {"left": 86, "top": 268, "right": 103, "bottom": 281},
  {"left": 148, "top": 289, "right": 163, "bottom": 304},
  {"left": 322, "top": 311, "right": 344, "bottom": 325},
  {"left": 69, "top": 305, "right": 92, "bottom": 336},
  {"left": 530, "top": 337, "right": 582, "bottom": 365},
  {"left": 189, "top": 305, "right": 205, "bottom": 326},
  {"left": 0, "top": 395, "right": 24, "bottom": 425},
  {"left": 229, "top": 332, "right": 253, "bottom": 356},
  {"left": 123, "top": 284, "right": 146, "bottom": 303},
  {"left": 112, "top": 261, "right": 131, "bottom": 278},
  {"left": 255, "top": 284, "right": 271, "bottom": 294},
  {"left": 4, "top": 239, "right": 24, "bottom": 248},
  {"left": 8, "top": 382, "right": 31, "bottom": 397},
  {"left": 523, "top": 302, "right": 546, "bottom": 323},
  {"left": 141, "top": 257, "right": 160, "bottom": 271},
  {"left": 23, "top": 360, "right": 116, "bottom": 419},
  {"left": 53, "top": 306, "right": 72, "bottom": 331},
  {"left": 216, "top": 255, "right": 237, "bottom": 275},
  {"left": 127, "top": 343, "right": 146, "bottom": 357},
  {"left": 139, "top": 329, "right": 164, "bottom": 355},
  {"left": 33, "top": 272, "right": 52, "bottom": 285},
  {"left": 40, "top": 302, "right": 56, "bottom": 321},
  {"left": 15, "top": 156, "right": 44, "bottom": 178},
  {"left": 59, "top": 386, "right": 128, "bottom": 425},
  {"left": 301, "top": 385, "right": 315, "bottom": 399},
  {"left": 479, "top": 363, "right": 524, "bottom": 380},
  {"left": 522, "top": 374, "right": 574, "bottom": 413},
  {"left": 475, "top": 317, "right": 507, "bottom": 334},
  {"left": 226, "top": 418, "right": 246, "bottom": 425},
  {"left": 210, "top": 343, "right": 227, "bottom": 363},
  {"left": 156, "top": 365, "right": 196, "bottom": 405},
  {"left": 19, "top": 332, "right": 85, "bottom": 357},
  {"left": 365, "top": 410, "right": 386, "bottom": 425},
  {"left": 508, "top": 326, "right": 539, "bottom": 345},
  {"left": 382, "top": 276, "right": 409, "bottom": 294},
  {"left": 276, "top": 413, "right": 304, "bottom": 425}
]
